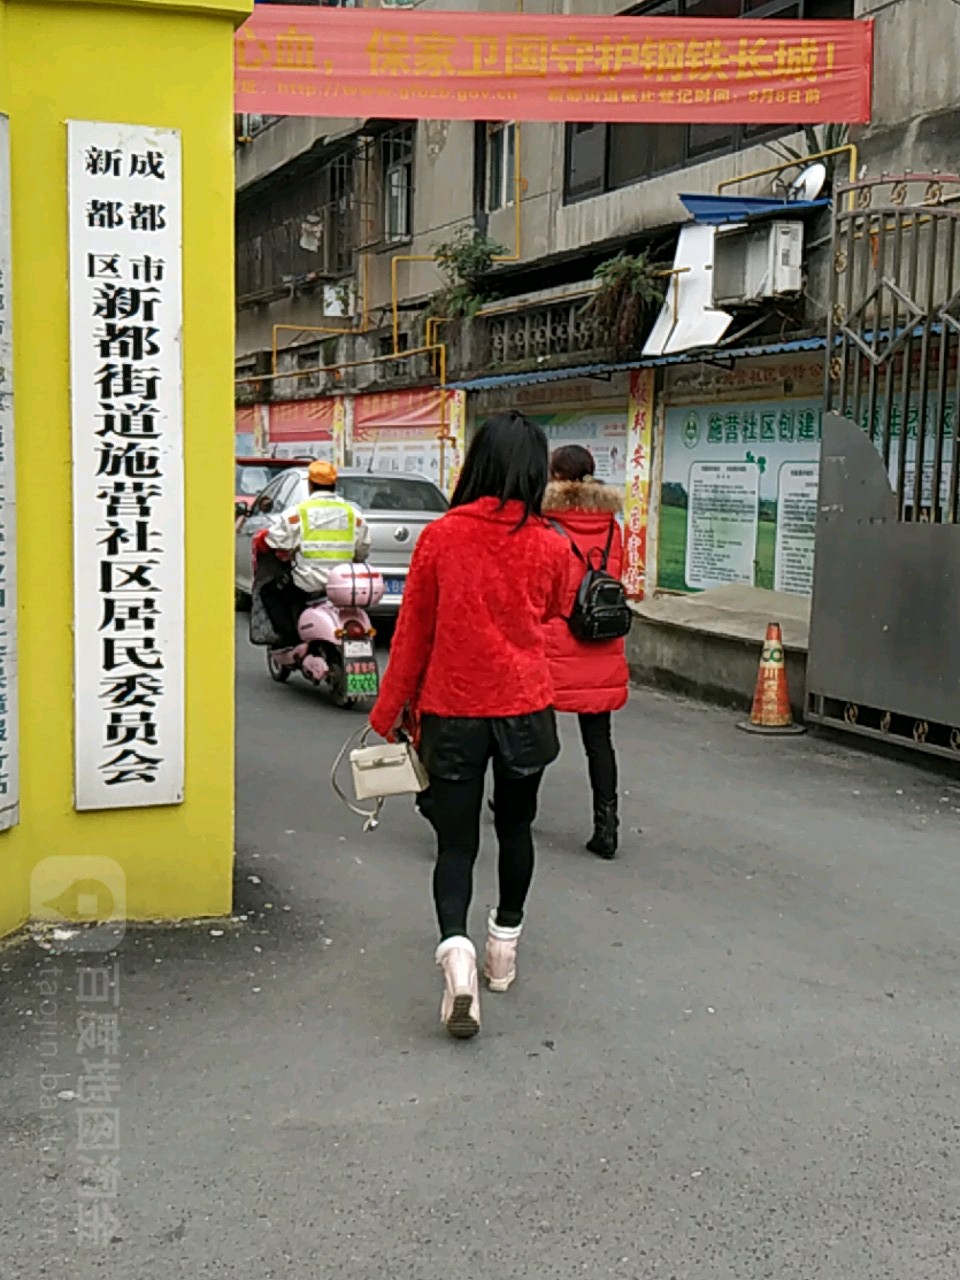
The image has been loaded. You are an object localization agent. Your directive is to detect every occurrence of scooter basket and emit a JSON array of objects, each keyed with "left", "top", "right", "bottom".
[{"left": 249, "top": 553, "right": 285, "bottom": 647}]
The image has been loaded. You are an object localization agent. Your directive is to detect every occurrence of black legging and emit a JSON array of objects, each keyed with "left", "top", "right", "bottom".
[
  {"left": 578, "top": 712, "right": 617, "bottom": 807},
  {"left": 429, "top": 767, "right": 543, "bottom": 940}
]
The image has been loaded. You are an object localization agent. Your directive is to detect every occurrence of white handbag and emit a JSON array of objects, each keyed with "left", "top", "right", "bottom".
[{"left": 331, "top": 726, "right": 429, "bottom": 831}]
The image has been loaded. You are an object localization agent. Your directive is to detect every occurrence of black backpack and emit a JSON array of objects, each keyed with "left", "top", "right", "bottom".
[{"left": 550, "top": 518, "right": 633, "bottom": 643}]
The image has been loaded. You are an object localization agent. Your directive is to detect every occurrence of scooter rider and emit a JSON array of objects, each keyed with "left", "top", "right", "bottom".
[{"left": 253, "top": 460, "right": 371, "bottom": 647}]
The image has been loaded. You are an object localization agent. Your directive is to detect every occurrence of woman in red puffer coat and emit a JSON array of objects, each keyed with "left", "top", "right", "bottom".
[{"left": 543, "top": 445, "right": 630, "bottom": 860}]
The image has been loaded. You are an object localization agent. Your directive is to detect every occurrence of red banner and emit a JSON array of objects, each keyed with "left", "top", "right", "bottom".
[
  {"left": 235, "top": 406, "right": 256, "bottom": 436},
  {"left": 235, "top": 8, "right": 872, "bottom": 124},
  {"left": 354, "top": 388, "right": 453, "bottom": 435},
  {"left": 269, "top": 397, "right": 335, "bottom": 442}
]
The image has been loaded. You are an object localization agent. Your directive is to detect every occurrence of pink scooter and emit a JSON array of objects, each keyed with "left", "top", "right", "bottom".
[{"left": 266, "top": 563, "right": 385, "bottom": 708}]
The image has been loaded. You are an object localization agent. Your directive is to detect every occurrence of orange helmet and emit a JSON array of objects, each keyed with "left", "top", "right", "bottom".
[{"left": 308, "top": 459, "right": 338, "bottom": 487}]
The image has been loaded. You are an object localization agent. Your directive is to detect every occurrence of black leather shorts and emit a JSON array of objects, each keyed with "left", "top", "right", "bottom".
[{"left": 419, "top": 709, "right": 560, "bottom": 782}]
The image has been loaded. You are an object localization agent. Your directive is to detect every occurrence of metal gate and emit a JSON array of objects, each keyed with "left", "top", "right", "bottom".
[{"left": 807, "top": 173, "right": 960, "bottom": 758}]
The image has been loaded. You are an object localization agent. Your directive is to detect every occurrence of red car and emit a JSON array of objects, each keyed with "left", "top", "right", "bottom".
[{"left": 235, "top": 456, "right": 312, "bottom": 519}]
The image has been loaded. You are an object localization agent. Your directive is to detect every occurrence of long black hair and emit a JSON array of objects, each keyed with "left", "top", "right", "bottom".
[{"left": 450, "top": 412, "right": 549, "bottom": 527}]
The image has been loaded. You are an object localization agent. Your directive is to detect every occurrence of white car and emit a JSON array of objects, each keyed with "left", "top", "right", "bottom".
[{"left": 235, "top": 466, "right": 449, "bottom": 617}]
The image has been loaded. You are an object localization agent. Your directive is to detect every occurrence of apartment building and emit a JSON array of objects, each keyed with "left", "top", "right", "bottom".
[{"left": 235, "top": 0, "right": 960, "bottom": 602}]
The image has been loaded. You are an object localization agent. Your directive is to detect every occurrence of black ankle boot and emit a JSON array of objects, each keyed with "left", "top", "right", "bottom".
[{"left": 586, "top": 800, "right": 618, "bottom": 860}]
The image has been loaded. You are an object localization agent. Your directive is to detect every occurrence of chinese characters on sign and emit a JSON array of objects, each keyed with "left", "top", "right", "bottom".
[
  {"left": 657, "top": 399, "right": 823, "bottom": 597},
  {"left": 234, "top": 8, "right": 873, "bottom": 124},
  {"left": 67, "top": 122, "right": 184, "bottom": 810},
  {"left": 0, "top": 115, "right": 19, "bottom": 830},
  {"left": 623, "top": 371, "right": 655, "bottom": 601},
  {"left": 331, "top": 398, "right": 347, "bottom": 469},
  {"left": 76, "top": 962, "right": 122, "bottom": 1245},
  {"left": 858, "top": 397, "right": 956, "bottom": 510},
  {"left": 445, "top": 390, "right": 466, "bottom": 498},
  {"left": 350, "top": 388, "right": 462, "bottom": 493}
]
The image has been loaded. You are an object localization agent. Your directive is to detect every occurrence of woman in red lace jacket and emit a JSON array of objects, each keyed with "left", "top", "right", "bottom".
[{"left": 369, "top": 412, "right": 571, "bottom": 1040}]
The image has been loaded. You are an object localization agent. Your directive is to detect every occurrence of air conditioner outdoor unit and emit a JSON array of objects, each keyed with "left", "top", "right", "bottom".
[{"left": 711, "top": 220, "right": 804, "bottom": 308}]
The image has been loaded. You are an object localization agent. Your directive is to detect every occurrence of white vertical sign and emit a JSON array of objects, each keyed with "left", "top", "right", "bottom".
[
  {"left": 67, "top": 122, "right": 184, "bottom": 810},
  {"left": 0, "top": 115, "right": 20, "bottom": 830}
]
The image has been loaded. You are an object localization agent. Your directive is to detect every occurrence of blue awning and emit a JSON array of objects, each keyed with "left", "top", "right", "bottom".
[
  {"left": 450, "top": 335, "right": 827, "bottom": 393},
  {"left": 678, "top": 193, "right": 831, "bottom": 225}
]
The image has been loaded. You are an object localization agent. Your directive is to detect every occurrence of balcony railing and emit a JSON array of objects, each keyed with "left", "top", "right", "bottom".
[{"left": 479, "top": 297, "right": 604, "bottom": 371}]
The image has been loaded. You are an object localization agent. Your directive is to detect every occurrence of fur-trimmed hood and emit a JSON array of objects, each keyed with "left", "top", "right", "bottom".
[{"left": 543, "top": 478, "right": 623, "bottom": 515}]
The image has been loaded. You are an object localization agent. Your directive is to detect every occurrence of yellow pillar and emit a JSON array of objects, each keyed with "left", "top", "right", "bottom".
[{"left": 0, "top": 0, "right": 250, "bottom": 939}]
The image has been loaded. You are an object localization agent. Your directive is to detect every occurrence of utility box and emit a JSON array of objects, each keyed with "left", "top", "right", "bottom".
[{"left": 711, "top": 220, "right": 804, "bottom": 308}]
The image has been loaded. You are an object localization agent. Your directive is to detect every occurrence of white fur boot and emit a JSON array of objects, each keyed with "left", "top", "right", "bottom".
[
  {"left": 436, "top": 936, "right": 480, "bottom": 1038},
  {"left": 482, "top": 914, "right": 523, "bottom": 993}
]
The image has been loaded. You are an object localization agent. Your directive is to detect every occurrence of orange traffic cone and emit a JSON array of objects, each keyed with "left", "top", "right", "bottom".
[{"left": 737, "top": 622, "right": 806, "bottom": 736}]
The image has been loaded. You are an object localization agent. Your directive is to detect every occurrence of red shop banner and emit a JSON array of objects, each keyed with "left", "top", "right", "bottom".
[
  {"left": 235, "top": 7, "right": 872, "bottom": 124},
  {"left": 353, "top": 388, "right": 453, "bottom": 435},
  {"left": 269, "top": 397, "right": 335, "bottom": 442},
  {"left": 235, "top": 405, "right": 256, "bottom": 437}
]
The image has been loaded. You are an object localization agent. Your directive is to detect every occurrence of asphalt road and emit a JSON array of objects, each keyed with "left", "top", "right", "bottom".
[{"left": 1, "top": 621, "right": 959, "bottom": 1278}]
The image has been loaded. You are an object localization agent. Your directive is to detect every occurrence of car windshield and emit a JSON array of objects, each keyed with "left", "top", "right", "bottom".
[
  {"left": 236, "top": 464, "right": 275, "bottom": 496},
  {"left": 338, "top": 476, "right": 448, "bottom": 513}
]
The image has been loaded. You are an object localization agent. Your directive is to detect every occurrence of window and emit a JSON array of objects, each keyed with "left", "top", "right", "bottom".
[
  {"left": 236, "top": 464, "right": 275, "bottom": 497},
  {"left": 563, "top": 0, "right": 854, "bottom": 203},
  {"left": 382, "top": 127, "right": 414, "bottom": 243},
  {"left": 254, "top": 474, "right": 289, "bottom": 514},
  {"left": 484, "top": 122, "right": 516, "bottom": 212},
  {"left": 235, "top": 114, "right": 280, "bottom": 144},
  {"left": 338, "top": 476, "right": 448, "bottom": 514},
  {"left": 236, "top": 154, "right": 355, "bottom": 300},
  {"left": 566, "top": 123, "right": 606, "bottom": 201}
]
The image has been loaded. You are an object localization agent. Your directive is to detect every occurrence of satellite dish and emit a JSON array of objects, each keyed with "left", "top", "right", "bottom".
[{"left": 787, "top": 162, "right": 827, "bottom": 203}]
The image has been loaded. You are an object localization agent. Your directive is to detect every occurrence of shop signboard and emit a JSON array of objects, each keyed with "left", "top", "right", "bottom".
[
  {"left": 351, "top": 388, "right": 462, "bottom": 494},
  {"left": 658, "top": 392, "right": 958, "bottom": 596},
  {"left": 855, "top": 398, "right": 956, "bottom": 518},
  {"left": 623, "top": 371, "right": 654, "bottom": 600},
  {"left": 268, "top": 397, "right": 335, "bottom": 460},
  {"left": 235, "top": 404, "right": 256, "bottom": 455},
  {"left": 67, "top": 121, "right": 185, "bottom": 809},
  {"left": 657, "top": 399, "right": 822, "bottom": 596},
  {"left": 527, "top": 409, "right": 628, "bottom": 487}
]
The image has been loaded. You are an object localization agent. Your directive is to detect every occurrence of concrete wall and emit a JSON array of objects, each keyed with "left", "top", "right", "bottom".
[
  {"left": 247, "top": 114, "right": 816, "bottom": 337},
  {"left": 628, "top": 617, "right": 808, "bottom": 718},
  {"left": 236, "top": 115, "right": 360, "bottom": 193},
  {"left": 857, "top": 0, "right": 959, "bottom": 133},
  {"left": 1, "top": 0, "right": 248, "bottom": 940},
  {"left": 852, "top": 0, "right": 960, "bottom": 178},
  {"left": 235, "top": 0, "right": 960, "bottom": 357}
]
